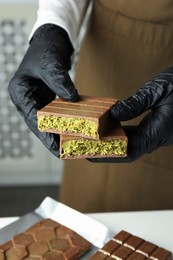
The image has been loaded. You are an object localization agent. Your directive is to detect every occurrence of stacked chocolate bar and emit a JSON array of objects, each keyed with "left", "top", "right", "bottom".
[
  {"left": 89, "top": 230, "right": 172, "bottom": 260},
  {"left": 37, "top": 95, "right": 128, "bottom": 159}
]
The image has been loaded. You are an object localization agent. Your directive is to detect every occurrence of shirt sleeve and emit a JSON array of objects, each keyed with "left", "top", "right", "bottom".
[{"left": 30, "top": 0, "right": 90, "bottom": 49}]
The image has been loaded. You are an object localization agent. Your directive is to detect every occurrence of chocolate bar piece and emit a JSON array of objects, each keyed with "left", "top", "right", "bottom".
[
  {"left": 127, "top": 252, "right": 147, "bottom": 260},
  {"left": 150, "top": 247, "right": 173, "bottom": 260},
  {"left": 60, "top": 123, "right": 127, "bottom": 159},
  {"left": 0, "top": 218, "right": 92, "bottom": 260},
  {"left": 111, "top": 244, "right": 133, "bottom": 259},
  {"left": 123, "top": 235, "right": 144, "bottom": 251},
  {"left": 90, "top": 251, "right": 110, "bottom": 259},
  {"left": 89, "top": 230, "right": 172, "bottom": 260},
  {"left": 136, "top": 241, "right": 158, "bottom": 257},
  {"left": 37, "top": 95, "right": 118, "bottom": 139},
  {"left": 112, "top": 230, "right": 132, "bottom": 244}
]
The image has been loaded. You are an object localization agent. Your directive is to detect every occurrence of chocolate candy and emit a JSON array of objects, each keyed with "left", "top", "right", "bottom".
[
  {"left": 37, "top": 95, "right": 118, "bottom": 139},
  {"left": 0, "top": 218, "right": 92, "bottom": 260},
  {"left": 150, "top": 247, "right": 173, "bottom": 260},
  {"left": 60, "top": 123, "right": 127, "bottom": 159},
  {"left": 112, "top": 230, "right": 131, "bottom": 244},
  {"left": 90, "top": 230, "right": 172, "bottom": 260},
  {"left": 111, "top": 244, "right": 133, "bottom": 259},
  {"left": 136, "top": 241, "right": 158, "bottom": 257},
  {"left": 124, "top": 235, "right": 144, "bottom": 250}
]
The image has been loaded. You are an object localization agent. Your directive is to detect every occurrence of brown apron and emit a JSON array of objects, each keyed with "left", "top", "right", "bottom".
[{"left": 59, "top": 0, "right": 173, "bottom": 213}]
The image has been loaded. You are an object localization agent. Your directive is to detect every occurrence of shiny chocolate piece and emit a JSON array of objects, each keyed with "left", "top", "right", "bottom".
[
  {"left": 111, "top": 244, "right": 133, "bottom": 259},
  {"left": 5, "top": 245, "right": 28, "bottom": 259},
  {"left": 28, "top": 241, "right": 49, "bottom": 257},
  {"left": 37, "top": 95, "right": 118, "bottom": 139},
  {"left": 112, "top": 231, "right": 132, "bottom": 244},
  {"left": 0, "top": 218, "right": 92, "bottom": 260},
  {"left": 136, "top": 241, "right": 158, "bottom": 257},
  {"left": 124, "top": 235, "right": 144, "bottom": 250},
  {"left": 13, "top": 233, "right": 35, "bottom": 246},
  {"left": 149, "top": 247, "right": 173, "bottom": 260},
  {"left": 102, "top": 240, "right": 120, "bottom": 255},
  {"left": 90, "top": 251, "right": 109, "bottom": 260},
  {"left": 127, "top": 251, "right": 147, "bottom": 259},
  {"left": 90, "top": 241, "right": 121, "bottom": 260}
]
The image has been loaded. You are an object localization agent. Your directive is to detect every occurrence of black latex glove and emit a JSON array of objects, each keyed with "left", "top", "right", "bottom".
[
  {"left": 89, "top": 67, "right": 173, "bottom": 163},
  {"left": 8, "top": 24, "right": 79, "bottom": 157}
]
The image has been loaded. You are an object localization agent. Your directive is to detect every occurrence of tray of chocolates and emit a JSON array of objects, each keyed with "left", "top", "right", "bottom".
[{"left": 0, "top": 197, "right": 172, "bottom": 259}]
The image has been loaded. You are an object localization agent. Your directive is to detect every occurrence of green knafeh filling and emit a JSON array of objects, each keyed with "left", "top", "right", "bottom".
[
  {"left": 62, "top": 139, "right": 127, "bottom": 157},
  {"left": 38, "top": 115, "right": 98, "bottom": 138}
]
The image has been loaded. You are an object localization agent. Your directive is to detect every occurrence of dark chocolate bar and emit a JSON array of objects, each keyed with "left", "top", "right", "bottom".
[
  {"left": 89, "top": 230, "right": 172, "bottom": 260},
  {"left": 0, "top": 218, "right": 92, "bottom": 260},
  {"left": 37, "top": 95, "right": 118, "bottom": 139},
  {"left": 60, "top": 123, "right": 127, "bottom": 159}
]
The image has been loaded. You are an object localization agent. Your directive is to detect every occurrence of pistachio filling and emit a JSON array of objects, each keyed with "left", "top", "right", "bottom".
[
  {"left": 61, "top": 139, "right": 127, "bottom": 158},
  {"left": 38, "top": 115, "right": 98, "bottom": 138}
]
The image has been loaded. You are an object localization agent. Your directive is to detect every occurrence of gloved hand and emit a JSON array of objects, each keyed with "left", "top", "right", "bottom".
[
  {"left": 8, "top": 24, "right": 79, "bottom": 157},
  {"left": 89, "top": 67, "right": 173, "bottom": 163}
]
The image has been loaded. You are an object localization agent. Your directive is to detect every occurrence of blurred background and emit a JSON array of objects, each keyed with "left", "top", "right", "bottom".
[{"left": 0, "top": 0, "right": 63, "bottom": 217}]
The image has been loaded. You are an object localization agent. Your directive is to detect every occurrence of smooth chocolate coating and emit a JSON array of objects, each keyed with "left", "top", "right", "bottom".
[
  {"left": 102, "top": 240, "right": 120, "bottom": 254},
  {"left": 112, "top": 230, "right": 132, "bottom": 244},
  {"left": 127, "top": 251, "right": 147, "bottom": 259},
  {"left": 90, "top": 251, "right": 110, "bottom": 260},
  {"left": 124, "top": 235, "right": 144, "bottom": 250},
  {"left": 149, "top": 247, "right": 173, "bottom": 260},
  {"left": 136, "top": 241, "right": 158, "bottom": 257},
  {"left": 111, "top": 244, "right": 133, "bottom": 259},
  {"left": 37, "top": 95, "right": 118, "bottom": 139}
]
